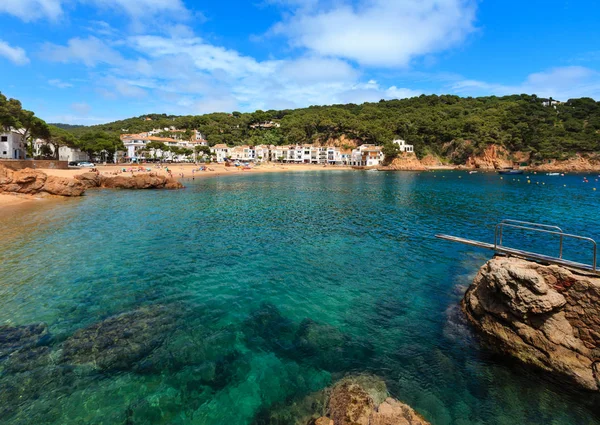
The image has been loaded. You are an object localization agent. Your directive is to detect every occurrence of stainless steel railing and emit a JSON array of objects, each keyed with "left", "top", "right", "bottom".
[{"left": 494, "top": 220, "right": 597, "bottom": 271}]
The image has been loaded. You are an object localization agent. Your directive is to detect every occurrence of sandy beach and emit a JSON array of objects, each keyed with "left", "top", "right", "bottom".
[{"left": 41, "top": 162, "right": 353, "bottom": 180}]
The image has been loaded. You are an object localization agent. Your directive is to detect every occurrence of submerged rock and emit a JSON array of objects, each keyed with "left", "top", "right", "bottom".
[
  {"left": 243, "top": 303, "right": 373, "bottom": 372},
  {"left": 294, "top": 319, "right": 374, "bottom": 371},
  {"left": 0, "top": 323, "right": 49, "bottom": 358},
  {"left": 462, "top": 256, "right": 600, "bottom": 391},
  {"left": 243, "top": 302, "right": 297, "bottom": 353},
  {"left": 60, "top": 305, "right": 176, "bottom": 371}
]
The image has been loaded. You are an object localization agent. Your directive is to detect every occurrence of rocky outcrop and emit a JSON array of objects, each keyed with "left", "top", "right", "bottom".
[
  {"left": 0, "top": 165, "right": 86, "bottom": 197},
  {"left": 60, "top": 305, "right": 176, "bottom": 371},
  {"left": 73, "top": 172, "right": 101, "bottom": 188},
  {"left": 74, "top": 172, "right": 183, "bottom": 190},
  {"left": 462, "top": 256, "right": 600, "bottom": 391},
  {"left": 531, "top": 154, "right": 600, "bottom": 172},
  {"left": 465, "top": 144, "right": 513, "bottom": 170},
  {"left": 379, "top": 152, "right": 426, "bottom": 171},
  {"left": 312, "top": 375, "right": 430, "bottom": 425}
]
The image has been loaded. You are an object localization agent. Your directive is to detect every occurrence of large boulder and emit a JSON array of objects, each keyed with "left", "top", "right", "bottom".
[
  {"left": 99, "top": 174, "right": 183, "bottom": 190},
  {"left": 74, "top": 172, "right": 101, "bottom": 188},
  {"left": 462, "top": 256, "right": 600, "bottom": 391},
  {"left": 60, "top": 305, "right": 176, "bottom": 371},
  {"left": 42, "top": 175, "right": 86, "bottom": 196},
  {"left": 0, "top": 165, "right": 86, "bottom": 197}
]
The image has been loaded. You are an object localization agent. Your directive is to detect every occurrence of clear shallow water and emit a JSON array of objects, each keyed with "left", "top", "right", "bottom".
[{"left": 1, "top": 170, "right": 600, "bottom": 424}]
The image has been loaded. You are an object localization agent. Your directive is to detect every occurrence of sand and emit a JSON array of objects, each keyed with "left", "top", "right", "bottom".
[{"left": 42, "top": 162, "right": 352, "bottom": 179}]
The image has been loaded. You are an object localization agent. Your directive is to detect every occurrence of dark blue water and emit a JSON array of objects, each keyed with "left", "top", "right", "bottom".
[{"left": 1, "top": 170, "right": 599, "bottom": 424}]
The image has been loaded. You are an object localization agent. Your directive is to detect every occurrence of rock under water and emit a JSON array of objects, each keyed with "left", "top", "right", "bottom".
[
  {"left": 462, "top": 256, "right": 600, "bottom": 391},
  {"left": 60, "top": 305, "right": 176, "bottom": 371}
]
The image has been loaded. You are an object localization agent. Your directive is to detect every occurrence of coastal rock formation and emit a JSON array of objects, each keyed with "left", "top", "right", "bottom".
[
  {"left": 462, "top": 256, "right": 600, "bottom": 391},
  {"left": 74, "top": 172, "right": 184, "bottom": 190},
  {"left": 73, "top": 172, "right": 101, "bottom": 188},
  {"left": 60, "top": 305, "right": 176, "bottom": 371},
  {"left": 379, "top": 152, "right": 426, "bottom": 171},
  {"left": 532, "top": 154, "right": 600, "bottom": 172},
  {"left": 465, "top": 144, "right": 512, "bottom": 170},
  {"left": 0, "top": 164, "right": 86, "bottom": 196},
  {"left": 311, "top": 375, "right": 430, "bottom": 425}
]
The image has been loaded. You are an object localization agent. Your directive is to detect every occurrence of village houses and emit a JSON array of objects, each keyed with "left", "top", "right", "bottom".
[{"left": 208, "top": 140, "right": 413, "bottom": 166}]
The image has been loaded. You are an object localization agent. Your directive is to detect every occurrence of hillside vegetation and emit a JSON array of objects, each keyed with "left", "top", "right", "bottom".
[{"left": 57, "top": 94, "right": 600, "bottom": 164}]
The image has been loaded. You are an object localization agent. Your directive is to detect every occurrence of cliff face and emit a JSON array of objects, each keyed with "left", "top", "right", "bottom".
[
  {"left": 465, "top": 144, "right": 513, "bottom": 170},
  {"left": 462, "top": 256, "right": 600, "bottom": 391},
  {"left": 379, "top": 152, "right": 426, "bottom": 171}
]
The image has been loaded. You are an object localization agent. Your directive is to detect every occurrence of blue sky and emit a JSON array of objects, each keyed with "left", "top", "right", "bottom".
[{"left": 0, "top": 0, "right": 599, "bottom": 124}]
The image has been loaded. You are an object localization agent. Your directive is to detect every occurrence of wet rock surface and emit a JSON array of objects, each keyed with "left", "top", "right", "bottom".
[
  {"left": 60, "top": 305, "right": 176, "bottom": 371},
  {"left": 462, "top": 256, "right": 600, "bottom": 391}
]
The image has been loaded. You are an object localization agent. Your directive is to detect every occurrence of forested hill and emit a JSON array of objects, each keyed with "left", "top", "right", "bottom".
[{"left": 63, "top": 94, "right": 600, "bottom": 161}]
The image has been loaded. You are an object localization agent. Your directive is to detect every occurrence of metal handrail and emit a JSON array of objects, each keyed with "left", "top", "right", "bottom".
[
  {"left": 498, "top": 219, "right": 563, "bottom": 246},
  {"left": 494, "top": 222, "right": 597, "bottom": 271}
]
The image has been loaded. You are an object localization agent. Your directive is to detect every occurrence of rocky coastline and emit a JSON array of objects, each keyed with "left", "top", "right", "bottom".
[
  {"left": 0, "top": 164, "right": 183, "bottom": 200},
  {"left": 462, "top": 256, "right": 600, "bottom": 391}
]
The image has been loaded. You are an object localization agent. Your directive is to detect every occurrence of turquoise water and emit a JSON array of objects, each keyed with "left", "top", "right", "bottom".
[{"left": 1, "top": 170, "right": 600, "bottom": 424}]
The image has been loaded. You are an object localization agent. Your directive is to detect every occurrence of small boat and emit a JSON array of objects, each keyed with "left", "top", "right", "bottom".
[
  {"left": 546, "top": 173, "right": 560, "bottom": 176},
  {"left": 469, "top": 171, "right": 478, "bottom": 174},
  {"left": 498, "top": 169, "right": 524, "bottom": 175}
]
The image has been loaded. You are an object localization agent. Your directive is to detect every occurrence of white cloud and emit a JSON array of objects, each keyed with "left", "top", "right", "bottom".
[
  {"left": 48, "top": 78, "right": 73, "bottom": 88},
  {"left": 0, "top": 40, "right": 29, "bottom": 65},
  {"left": 41, "top": 36, "right": 124, "bottom": 67},
  {"left": 271, "top": 0, "right": 478, "bottom": 67},
  {"left": 452, "top": 66, "right": 600, "bottom": 100},
  {"left": 0, "top": 0, "right": 188, "bottom": 22},
  {"left": 0, "top": 0, "right": 63, "bottom": 22}
]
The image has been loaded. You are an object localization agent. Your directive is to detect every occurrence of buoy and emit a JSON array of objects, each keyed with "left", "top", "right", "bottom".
[
  {"left": 500, "top": 177, "right": 503, "bottom": 180},
  {"left": 527, "top": 180, "right": 531, "bottom": 184},
  {"left": 594, "top": 188, "right": 597, "bottom": 191},
  {"left": 564, "top": 184, "right": 567, "bottom": 187}
]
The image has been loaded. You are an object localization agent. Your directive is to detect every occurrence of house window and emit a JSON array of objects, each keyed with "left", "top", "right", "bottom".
[
  {"left": 1, "top": 136, "right": 7, "bottom": 142},
  {"left": 2, "top": 151, "right": 6, "bottom": 155}
]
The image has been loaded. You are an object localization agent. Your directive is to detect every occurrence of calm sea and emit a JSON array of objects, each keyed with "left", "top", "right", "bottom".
[{"left": 1, "top": 170, "right": 599, "bottom": 424}]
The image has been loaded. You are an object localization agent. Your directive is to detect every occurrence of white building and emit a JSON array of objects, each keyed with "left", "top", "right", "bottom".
[
  {"left": 229, "top": 145, "right": 256, "bottom": 162},
  {"left": 32, "top": 139, "right": 88, "bottom": 162},
  {"left": 351, "top": 145, "right": 384, "bottom": 167},
  {"left": 392, "top": 139, "right": 414, "bottom": 152},
  {"left": 121, "top": 133, "right": 203, "bottom": 162},
  {"left": 0, "top": 131, "right": 26, "bottom": 159},
  {"left": 210, "top": 144, "right": 230, "bottom": 163}
]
